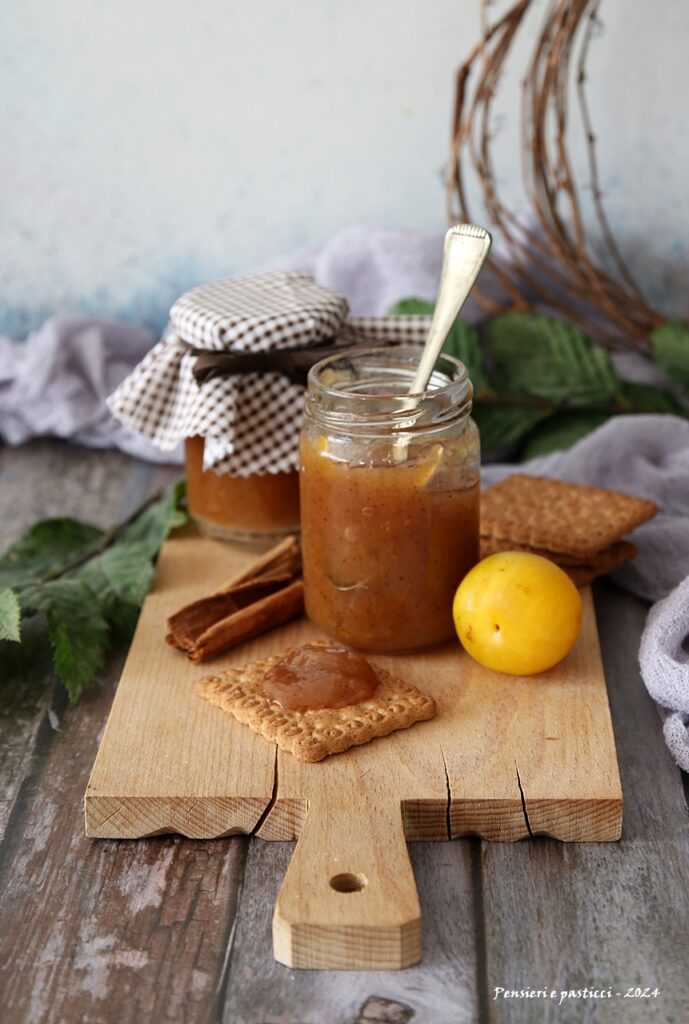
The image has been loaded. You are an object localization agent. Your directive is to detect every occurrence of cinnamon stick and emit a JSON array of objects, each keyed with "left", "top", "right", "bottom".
[
  {"left": 185, "top": 579, "right": 304, "bottom": 663},
  {"left": 216, "top": 535, "right": 301, "bottom": 591},
  {"left": 165, "top": 535, "right": 304, "bottom": 662},
  {"left": 166, "top": 572, "right": 295, "bottom": 651}
]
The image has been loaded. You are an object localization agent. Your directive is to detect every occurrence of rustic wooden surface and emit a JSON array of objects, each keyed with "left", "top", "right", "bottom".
[{"left": 0, "top": 440, "right": 688, "bottom": 1022}]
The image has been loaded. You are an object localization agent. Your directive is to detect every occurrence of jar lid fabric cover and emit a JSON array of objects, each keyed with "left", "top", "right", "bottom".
[{"left": 107, "top": 271, "right": 430, "bottom": 475}]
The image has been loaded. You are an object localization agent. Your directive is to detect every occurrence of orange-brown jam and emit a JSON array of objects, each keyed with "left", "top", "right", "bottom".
[
  {"left": 299, "top": 347, "right": 480, "bottom": 652},
  {"left": 300, "top": 437, "right": 479, "bottom": 652},
  {"left": 185, "top": 436, "right": 300, "bottom": 543},
  {"left": 261, "top": 643, "right": 379, "bottom": 711}
]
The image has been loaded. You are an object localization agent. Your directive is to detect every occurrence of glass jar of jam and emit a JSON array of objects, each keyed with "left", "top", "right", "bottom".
[
  {"left": 299, "top": 346, "right": 480, "bottom": 652},
  {"left": 185, "top": 436, "right": 301, "bottom": 545}
]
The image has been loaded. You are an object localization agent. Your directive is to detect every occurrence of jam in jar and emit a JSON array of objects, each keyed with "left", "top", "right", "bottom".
[
  {"left": 185, "top": 436, "right": 301, "bottom": 545},
  {"left": 299, "top": 347, "right": 480, "bottom": 652}
]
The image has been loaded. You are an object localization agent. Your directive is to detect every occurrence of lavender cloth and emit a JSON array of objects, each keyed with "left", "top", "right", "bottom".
[
  {"left": 1, "top": 225, "right": 688, "bottom": 770},
  {"left": 640, "top": 578, "right": 689, "bottom": 772},
  {"left": 0, "top": 315, "right": 174, "bottom": 463}
]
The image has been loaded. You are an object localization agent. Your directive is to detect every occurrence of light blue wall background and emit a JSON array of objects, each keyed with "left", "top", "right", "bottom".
[{"left": 1, "top": 0, "right": 687, "bottom": 339}]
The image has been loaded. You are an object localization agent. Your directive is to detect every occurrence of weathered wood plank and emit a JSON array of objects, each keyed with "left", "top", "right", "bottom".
[
  {"left": 220, "top": 836, "right": 479, "bottom": 1024},
  {"left": 0, "top": 441, "right": 240, "bottom": 1024},
  {"left": 0, "top": 646, "right": 247, "bottom": 1024},
  {"left": 0, "top": 440, "right": 165, "bottom": 839},
  {"left": 481, "top": 581, "right": 689, "bottom": 1024},
  {"left": 0, "top": 440, "right": 143, "bottom": 548}
]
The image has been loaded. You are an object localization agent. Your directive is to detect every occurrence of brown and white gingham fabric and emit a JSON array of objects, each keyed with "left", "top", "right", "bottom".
[{"left": 108, "top": 271, "right": 431, "bottom": 476}]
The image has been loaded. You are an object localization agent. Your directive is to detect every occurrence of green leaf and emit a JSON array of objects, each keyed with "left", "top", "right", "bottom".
[
  {"left": 78, "top": 541, "right": 156, "bottom": 606},
  {"left": 77, "top": 541, "right": 156, "bottom": 638},
  {"left": 443, "top": 320, "right": 489, "bottom": 394},
  {"left": 0, "top": 479, "right": 187, "bottom": 704},
  {"left": 0, "top": 518, "right": 105, "bottom": 590},
  {"left": 486, "top": 313, "right": 621, "bottom": 406},
  {"left": 621, "top": 382, "right": 684, "bottom": 414},
  {"left": 387, "top": 298, "right": 435, "bottom": 316},
  {"left": 651, "top": 322, "right": 689, "bottom": 391},
  {"left": 0, "top": 616, "right": 54, "bottom": 691},
  {"left": 0, "top": 587, "right": 21, "bottom": 642},
  {"left": 25, "top": 579, "right": 110, "bottom": 703},
  {"left": 121, "top": 479, "right": 187, "bottom": 558},
  {"left": 387, "top": 298, "right": 488, "bottom": 392},
  {"left": 519, "top": 411, "right": 610, "bottom": 460},
  {"left": 474, "top": 403, "right": 550, "bottom": 459}
]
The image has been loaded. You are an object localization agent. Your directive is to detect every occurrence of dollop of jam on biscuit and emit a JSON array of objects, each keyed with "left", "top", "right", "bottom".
[{"left": 262, "top": 643, "right": 378, "bottom": 711}]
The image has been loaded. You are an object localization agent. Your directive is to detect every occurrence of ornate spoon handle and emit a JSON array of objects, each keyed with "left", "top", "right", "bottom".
[{"left": 409, "top": 223, "right": 491, "bottom": 395}]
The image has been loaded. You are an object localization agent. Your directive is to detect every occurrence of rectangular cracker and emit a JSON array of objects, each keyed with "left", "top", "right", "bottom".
[
  {"left": 197, "top": 641, "right": 437, "bottom": 763},
  {"left": 562, "top": 541, "right": 638, "bottom": 585},
  {"left": 565, "top": 565, "right": 605, "bottom": 587},
  {"left": 481, "top": 474, "right": 656, "bottom": 559},
  {"left": 479, "top": 536, "right": 637, "bottom": 577}
]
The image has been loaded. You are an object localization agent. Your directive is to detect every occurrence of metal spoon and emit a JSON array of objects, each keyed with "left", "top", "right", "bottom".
[{"left": 409, "top": 223, "right": 492, "bottom": 395}]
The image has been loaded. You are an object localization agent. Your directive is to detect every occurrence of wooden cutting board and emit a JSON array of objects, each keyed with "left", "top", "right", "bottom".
[{"left": 85, "top": 527, "right": 622, "bottom": 970}]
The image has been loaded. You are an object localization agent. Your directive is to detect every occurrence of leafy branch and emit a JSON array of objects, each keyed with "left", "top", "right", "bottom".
[
  {"left": 0, "top": 480, "right": 187, "bottom": 703},
  {"left": 390, "top": 301, "right": 689, "bottom": 460},
  {"left": 34, "top": 489, "right": 165, "bottom": 583}
]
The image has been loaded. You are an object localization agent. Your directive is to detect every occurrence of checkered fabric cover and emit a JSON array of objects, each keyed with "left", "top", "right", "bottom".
[{"left": 107, "top": 271, "right": 431, "bottom": 475}]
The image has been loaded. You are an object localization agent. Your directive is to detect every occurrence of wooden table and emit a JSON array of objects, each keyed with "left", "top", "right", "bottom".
[{"left": 1, "top": 440, "right": 688, "bottom": 1024}]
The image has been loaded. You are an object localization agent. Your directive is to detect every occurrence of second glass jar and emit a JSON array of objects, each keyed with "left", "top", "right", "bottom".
[
  {"left": 299, "top": 347, "right": 480, "bottom": 652},
  {"left": 185, "top": 436, "right": 301, "bottom": 546}
]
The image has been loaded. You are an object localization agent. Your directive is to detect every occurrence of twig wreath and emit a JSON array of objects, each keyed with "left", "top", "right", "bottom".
[{"left": 447, "top": 0, "right": 663, "bottom": 351}]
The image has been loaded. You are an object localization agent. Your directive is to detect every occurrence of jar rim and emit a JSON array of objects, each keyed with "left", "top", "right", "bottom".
[
  {"left": 307, "top": 344, "right": 470, "bottom": 401},
  {"left": 304, "top": 344, "right": 473, "bottom": 435}
]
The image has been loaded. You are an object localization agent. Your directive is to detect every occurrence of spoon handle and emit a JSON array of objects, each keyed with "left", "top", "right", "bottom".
[{"left": 409, "top": 224, "right": 492, "bottom": 395}]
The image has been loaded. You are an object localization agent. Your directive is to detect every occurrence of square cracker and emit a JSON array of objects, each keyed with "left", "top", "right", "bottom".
[
  {"left": 197, "top": 641, "right": 437, "bottom": 763},
  {"left": 481, "top": 474, "right": 656, "bottom": 560},
  {"left": 479, "top": 536, "right": 637, "bottom": 580}
]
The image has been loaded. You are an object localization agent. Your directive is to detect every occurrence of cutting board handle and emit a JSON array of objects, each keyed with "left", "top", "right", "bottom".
[{"left": 272, "top": 798, "right": 421, "bottom": 970}]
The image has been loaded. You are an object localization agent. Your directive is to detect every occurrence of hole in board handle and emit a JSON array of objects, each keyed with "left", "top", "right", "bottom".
[{"left": 329, "top": 872, "right": 368, "bottom": 893}]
